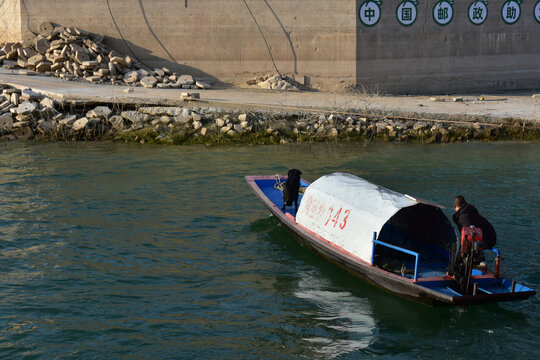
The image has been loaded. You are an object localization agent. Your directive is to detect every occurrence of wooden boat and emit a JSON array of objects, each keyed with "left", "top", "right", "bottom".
[{"left": 246, "top": 172, "right": 536, "bottom": 306}]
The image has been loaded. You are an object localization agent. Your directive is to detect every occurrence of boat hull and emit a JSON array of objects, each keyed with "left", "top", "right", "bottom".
[{"left": 246, "top": 175, "right": 536, "bottom": 306}]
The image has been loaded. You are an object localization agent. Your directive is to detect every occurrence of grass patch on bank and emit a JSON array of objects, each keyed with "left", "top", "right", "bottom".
[{"left": 110, "top": 122, "right": 540, "bottom": 146}]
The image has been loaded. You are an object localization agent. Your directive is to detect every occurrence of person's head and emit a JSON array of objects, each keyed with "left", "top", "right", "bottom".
[{"left": 453, "top": 195, "right": 466, "bottom": 211}]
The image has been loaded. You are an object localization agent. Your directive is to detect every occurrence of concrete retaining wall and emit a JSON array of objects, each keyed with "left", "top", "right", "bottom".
[
  {"left": 355, "top": 0, "right": 540, "bottom": 93},
  {"left": 1, "top": 0, "right": 539, "bottom": 93}
]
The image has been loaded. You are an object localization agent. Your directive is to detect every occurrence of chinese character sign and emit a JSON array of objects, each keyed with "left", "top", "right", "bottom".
[
  {"left": 397, "top": 1, "right": 418, "bottom": 26},
  {"left": 357, "top": 0, "right": 535, "bottom": 27},
  {"left": 469, "top": 1, "right": 488, "bottom": 25},
  {"left": 433, "top": 0, "right": 454, "bottom": 26},
  {"left": 359, "top": 0, "right": 382, "bottom": 27},
  {"left": 501, "top": 0, "right": 521, "bottom": 24}
]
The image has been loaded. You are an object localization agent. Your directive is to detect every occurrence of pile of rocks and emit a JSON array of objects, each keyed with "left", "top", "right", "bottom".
[
  {"left": 0, "top": 84, "right": 534, "bottom": 144},
  {"left": 0, "top": 24, "right": 210, "bottom": 90},
  {"left": 248, "top": 75, "right": 299, "bottom": 91}
]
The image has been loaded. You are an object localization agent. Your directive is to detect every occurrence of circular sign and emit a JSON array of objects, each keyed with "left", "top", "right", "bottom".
[
  {"left": 433, "top": 1, "right": 454, "bottom": 26},
  {"left": 534, "top": 0, "right": 540, "bottom": 24},
  {"left": 397, "top": 1, "right": 418, "bottom": 26},
  {"left": 501, "top": 0, "right": 521, "bottom": 25},
  {"left": 468, "top": 1, "right": 488, "bottom": 25},
  {"left": 359, "top": 1, "right": 382, "bottom": 27}
]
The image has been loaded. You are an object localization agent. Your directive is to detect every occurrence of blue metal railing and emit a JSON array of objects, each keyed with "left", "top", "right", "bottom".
[{"left": 371, "top": 232, "right": 420, "bottom": 281}]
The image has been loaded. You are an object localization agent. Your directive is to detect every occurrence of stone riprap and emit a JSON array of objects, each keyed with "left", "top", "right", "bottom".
[
  {"left": 0, "top": 84, "right": 538, "bottom": 144},
  {"left": 0, "top": 24, "right": 210, "bottom": 90}
]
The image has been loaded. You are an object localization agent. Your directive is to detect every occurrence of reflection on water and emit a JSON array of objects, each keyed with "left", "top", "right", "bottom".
[{"left": 295, "top": 273, "right": 375, "bottom": 358}]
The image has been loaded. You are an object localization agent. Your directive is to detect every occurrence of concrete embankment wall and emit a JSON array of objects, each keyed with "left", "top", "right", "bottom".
[
  {"left": 1, "top": 0, "right": 539, "bottom": 93},
  {"left": 1, "top": 0, "right": 356, "bottom": 87},
  {"left": 356, "top": 0, "right": 540, "bottom": 93}
]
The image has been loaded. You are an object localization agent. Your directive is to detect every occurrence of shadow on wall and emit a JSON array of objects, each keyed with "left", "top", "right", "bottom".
[
  {"left": 102, "top": 36, "right": 223, "bottom": 87},
  {"left": 105, "top": 0, "right": 223, "bottom": 86},
  {"left": 259, "top": 0, "right": 298, "bottom": 75}
]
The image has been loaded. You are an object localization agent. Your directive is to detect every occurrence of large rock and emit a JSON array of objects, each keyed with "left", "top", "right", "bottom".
[
  {"left": 22, "top": 47, "right": 37, "bottom": 58},
  {"left": 137, "top": 69, "right": 149, "bottom": 78},
  {"left": 120, "top": 111, "right": 152, "bottom": 124},
  {"left": 328, "top": 127, "right": 339, "bottom": 138},
  {"left": 196, "top": 81, "right": 211, "bottom": 89},
  {"left": 72, "top": 117, "right": 89, "bottom": 131},
  {"left": 192, "top": 121, "right": 203, "bottom": 130},
  {"left": 40, "top": 97, "right": 55, "bottom": 109},
  {"left": 140, "top": 76, "right": 157, "bottom": 88},
  {"left": 28, "top": 54, "right": 45, "bottom": 67},
  {"left": 86, "top": 106, "right": 112, "bottom": 119},
  {"left": 258, "top": 75, "right": 298, "bottom": 91},
  {"left": 110, "top": 56, "right": 126, "bottom": 67},
  {"left": 73, "top": 51, "right": 90, "bottom": 64},
  {"left": 15, "top": 101, "right": 36, "bottom": 115},
  {"left": 81, "top": 60, "right": 99, "bottom": 69},
  {"left": 58, "top": 115, "right": 77, "bottom": 126},
  {"left": 37, "top": 120, "right": 56, "bottom": 134},
  {"left": 10, "top": 93, "right": 20, "bottom": 106},
  {"left": 173, "top": 108, "right": 193, "bottom": 123},
  {"left": 21, "top": 89, "right": 43, "bottom": 101},
  {"left": 34, "top": 37, "right": 51, "bottom": 54},
  {"left": 50, "top": 63, "right": 63, "bottom": 71},
  {"left": 177, "top": 75, "right": 194, "bottom": 86},
  {"left": 40, "top": 106, "right": 59, "bottom": 119},
  {"left": 36, "top": 61, "right": 52, "bottom": 73},
  {"left": 0, "top": 112, "right": 13, "bottom": 130},
  {"left": 123, "top": 71, "right": 138, "bottom": 83},
  {"left": 108, "top": 62, "right": 117, "bottom": 77}
]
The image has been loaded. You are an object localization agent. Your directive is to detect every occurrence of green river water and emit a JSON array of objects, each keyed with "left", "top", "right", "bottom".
[{"left": 0, "top": 141, "right": 538, "bottom": 359}]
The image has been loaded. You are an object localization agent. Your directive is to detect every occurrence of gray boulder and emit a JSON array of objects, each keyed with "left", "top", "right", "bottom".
[
  {"left": 0, "top": 112, "right": 13, "bottom": 130},
  {"left": 140, "top": 76, "right": 158, "bottom": 88},
  {"left": 72, "top": 117, "right": 89, "bottom": 131},
  {"left": 121, "top": 111, "right": 152, "bottom": 124},
  {"left": 177, "top": 75, "right": 194, "bottom": 86},
  {"left": 87, "top": 106, "right": 112, "bottom": 119},
  {"left": 15, "top": 101, "right": 36, "bottom": 115},
  {"left": 124, "top": 71, "right": 139, "bottom": 84}
]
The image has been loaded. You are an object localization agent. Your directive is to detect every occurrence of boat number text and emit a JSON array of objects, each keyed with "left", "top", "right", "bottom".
[{"left": 304, "top": 195, "right": 351, "bottom": 230}]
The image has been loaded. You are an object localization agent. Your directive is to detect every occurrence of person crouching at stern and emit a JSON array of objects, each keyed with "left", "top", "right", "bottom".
[{"left": 452, "top": 195, "right": 497, "bottom": 267}]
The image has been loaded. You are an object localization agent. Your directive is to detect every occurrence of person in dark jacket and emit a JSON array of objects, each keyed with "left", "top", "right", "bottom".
[{"left": 452, "top": 195, "right": 497, "bottom": 250}]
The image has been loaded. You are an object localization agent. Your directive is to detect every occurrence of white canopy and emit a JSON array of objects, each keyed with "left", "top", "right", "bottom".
[{"left": 296, "top": 173, "right": 443, "bottom": 263}]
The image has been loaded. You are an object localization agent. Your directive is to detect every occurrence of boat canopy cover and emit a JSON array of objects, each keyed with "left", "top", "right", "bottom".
[{"left": 296, "top": 173, "right": 447, "bottom": 263}]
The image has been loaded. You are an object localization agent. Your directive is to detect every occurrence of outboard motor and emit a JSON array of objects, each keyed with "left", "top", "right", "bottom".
[{"left": 450, "top": 226, "right": 484, "bottom": 295}]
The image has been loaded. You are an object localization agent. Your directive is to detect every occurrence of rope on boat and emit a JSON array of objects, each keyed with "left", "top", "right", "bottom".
[{"left": 274, "top": 174, "right": 285, "bottom": 191}]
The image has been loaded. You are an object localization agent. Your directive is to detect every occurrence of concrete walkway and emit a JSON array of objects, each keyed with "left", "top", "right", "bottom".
[{"left": 1, "top": 69, "right": 538, "bottom": 122}]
